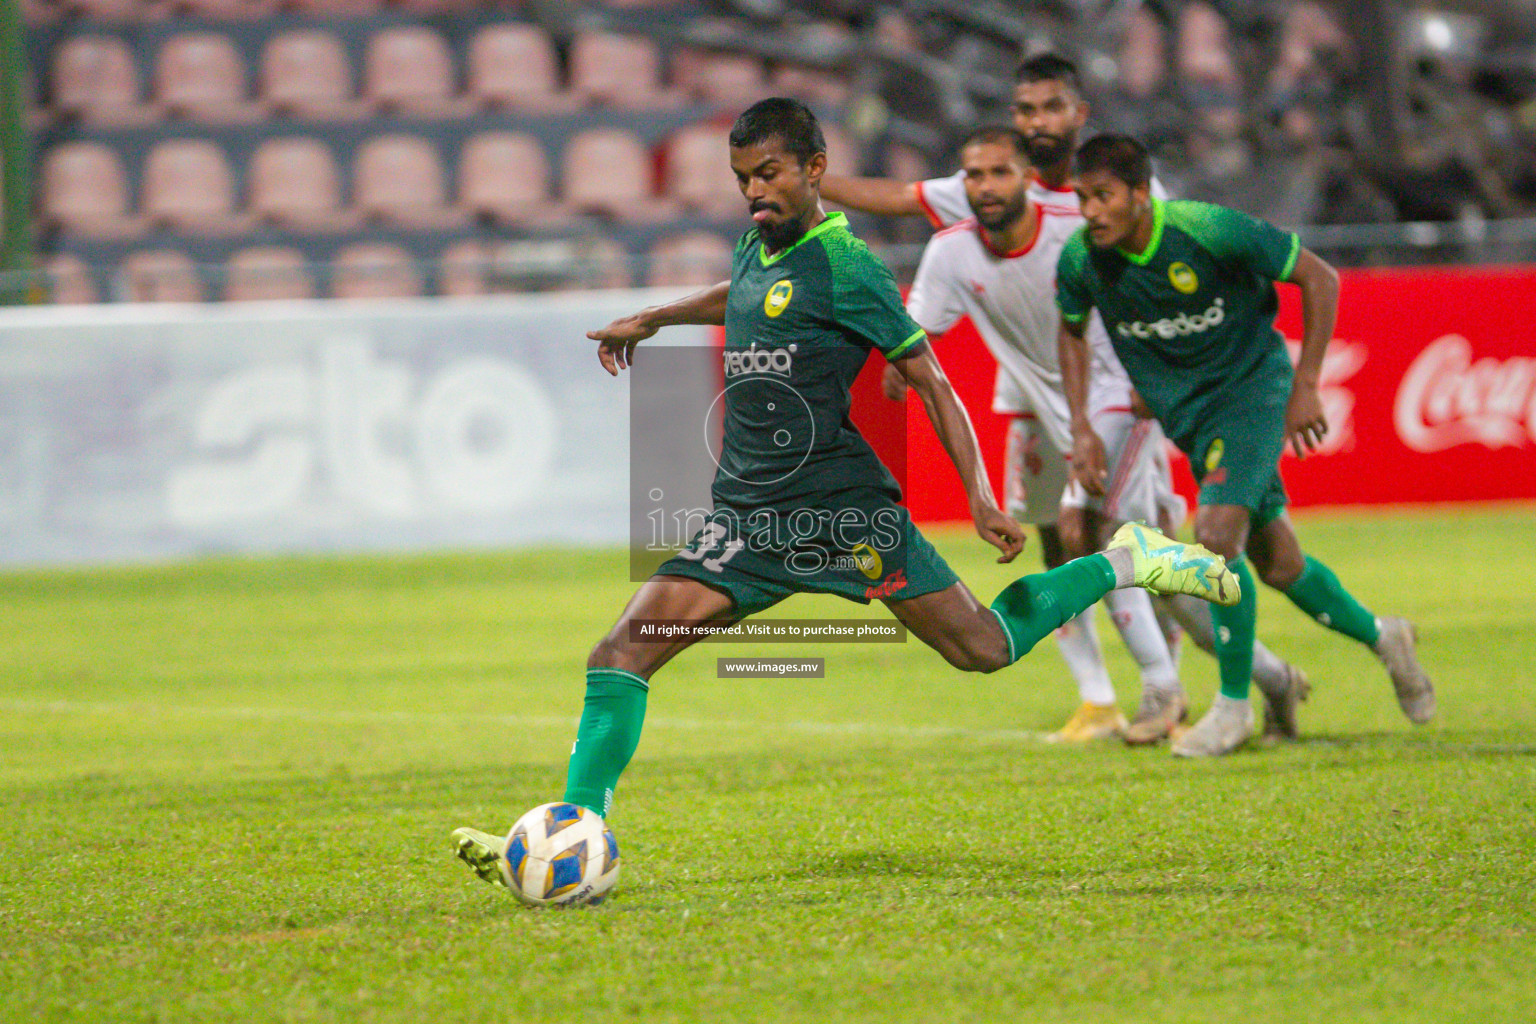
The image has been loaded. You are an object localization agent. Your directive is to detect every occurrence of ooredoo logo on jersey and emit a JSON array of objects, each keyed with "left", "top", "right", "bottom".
[{"left": 723, "top": 346, "right": 794, "bottom": 378}]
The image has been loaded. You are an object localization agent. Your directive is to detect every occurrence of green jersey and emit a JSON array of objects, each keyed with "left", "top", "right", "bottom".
[
  {"left": 715, "top": 211, "right": 927, "bottom": 512},
  {"left": 1055, "top": 199, "right": 1301, "bottom": 449}
]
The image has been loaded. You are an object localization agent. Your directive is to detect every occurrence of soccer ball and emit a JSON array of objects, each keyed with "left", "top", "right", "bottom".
[{"left": 500, "top": 802, "right": 620, "bottom": 907}]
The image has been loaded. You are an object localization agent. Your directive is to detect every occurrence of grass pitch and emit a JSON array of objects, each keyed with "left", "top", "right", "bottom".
[{"left": 2, "top": 505, "right": 1533, "bottom": 1023}]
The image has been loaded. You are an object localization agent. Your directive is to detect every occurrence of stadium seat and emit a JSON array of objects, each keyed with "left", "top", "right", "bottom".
[
  {"left": 169, "top": 0, "right": 277, "bottom": 17},
  {"left": 50, "top": 35, "right": 156, "bottom": 126},
  {"left": 39, "top": 142, "right": 140, "bottom": 238},
  {"left": 646, "top": 231, "right": 733, "bottom": 287},
  {"left": 353, "top": 134, "right": 466, "bottom": 229},
  {"left": 465, "top": 23, "right": 576, "bottom": 114},
  {"left": 60, "top": 0, "right": 156, "bottom": 21},
  {"left": 568, "top": 32, "right": 683, "bottom": 109},
  {"left": 664, "top": 123, "right": 740, "bottom": 216},
  {"left": 330, "top": 242, "right": 422, "bottom": 299},
  {"left": 247, "top": 137, "right": 359, "bottom": 231},
  {"left": 141, "top": 139, "right": 247, "bottom": 233},
  {"left": 670, "top": 48, "right": 766, "bottom": 106},
  {"left": 560, "top": 128, "right": 674, "bottom": 221},
  {"left": 154, "top": 32, "right": 263, "bottom": 123},
  {"left": 224, "top": 245, "right": 315, "bottom": 301},
  {"left": 42, "top": 254, "right": 99, "bottom": 304},
  {"left": 770, "top": 64, "right": 852, "bottom": 108},
  {"left": 119, "top": 249, "right": 205, "bottom": 302},
  {"left": 437, "top": 238, "right": 488, "bottom": 297},
  {"left": 259, "top": 29, "right": 362, "bottom": 119},
  {"left": 458, "top": 131, "right": 561, "bottom": 226},
  {"left": 282, "top": 0, "right": 378, "bottom": 14},
  {"left": 362, "top": 26, "right": 471, "bottom": 117}
]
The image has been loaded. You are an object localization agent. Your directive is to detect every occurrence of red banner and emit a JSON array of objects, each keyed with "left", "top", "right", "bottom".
[{"left": 854, "top": 265, "right": 1536, "bottom": 520}]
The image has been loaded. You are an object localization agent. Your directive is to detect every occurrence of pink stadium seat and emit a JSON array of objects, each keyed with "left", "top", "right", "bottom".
[
  {"left": 646, "top": 231, "right": 733, "bottom": 287},
  {"left": 820, "top": 123, "right": 860, "bottom": 177},
  {"left": 568, "top": 32, "right": 682, "bottom": 109},
  {"left": 670, "top": 48, "right": 766, "bottom": 106},
  {"left": 248, "top": 137, "right": 359, "bottom": 231},
  {"left": 458, "top": 131, "right": 561, "bottom": 226},
  {"left": 362, "top": 26, "right": 471, "bottom": 116},
  {"left": 224, "top": 246, "right": 315, "bottom": 301},
  {"left": 331, "top": 242, "right": 422, "bottom": 300},
  {"left": 282, "top": 0, "right": 378, "bottom": 14},
  {"left": 141, "top": 139, "right": 246, "bottom": 233},
  {"left": 259, "top": 30, "right": 361, "bottom": 119},
  {"left": 39, "top": 142, "right": 139, "bottom": 238},
  {"left": 60, "top": 0, "right": 157, "bottom": 21},
  {"left": 353, "top": 134, "right": 466, "bottom": 229},
  {"left": 42, "top": 254, "right": 99, "bottom": 304},
  {"left": 437, "top": 239, "right": 488, "bottom": 297},
  {"left": 465, "top": 23, "right": 575, "bottom": 114},
  {"left": 50, "top": 36, "right": 155, "bottom": 126},
  {"left": 769, "top": 64, "right": 851, "bottom": 108},
  {"left": 120, "top": 249, "right": 205, "bottom": 302},
  {"left": 169, "top": 0, "right": 277, "bottom": 17},
  {"left": 664, "top": 123, "right": 740, "bottom": 216},
  {"left": 560, "top": 128, "right": 674, "bottom": 222},
  {"left": 154, "top": 32, "right": 262, "bottom": 123}
]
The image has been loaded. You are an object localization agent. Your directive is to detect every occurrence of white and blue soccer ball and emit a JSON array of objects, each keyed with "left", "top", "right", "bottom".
[{"left": 501, "top": 802, "right": 620, "bottom": 907}]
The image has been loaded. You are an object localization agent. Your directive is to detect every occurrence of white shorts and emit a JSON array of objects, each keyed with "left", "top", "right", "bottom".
[{"left": 1003, "top": 406, "right": 1176, "bottom": 527}]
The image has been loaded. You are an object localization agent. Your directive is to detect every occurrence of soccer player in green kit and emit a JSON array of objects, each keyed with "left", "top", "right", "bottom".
[
  {"left": 450, "top": 102, "right": 1240, "bottom": 884},
  {"left": 1055, "top": 133, "right": 1436, "bottom": 758}
]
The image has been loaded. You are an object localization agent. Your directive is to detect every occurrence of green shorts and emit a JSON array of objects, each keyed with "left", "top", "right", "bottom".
[
  {"left": 1186, "top": 395, "right": 1289, "bottom": 528},
  {"left": 654, "top": 499, "right": 960, "bottom": 617}
]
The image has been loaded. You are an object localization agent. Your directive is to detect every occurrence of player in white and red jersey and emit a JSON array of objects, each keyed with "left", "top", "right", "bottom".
[
  {"left": 904, "top": 127, "right": 1184, "bottom": 743},
  {"left": 824, "top": 55, "right": 1309, "bottom": 744}
]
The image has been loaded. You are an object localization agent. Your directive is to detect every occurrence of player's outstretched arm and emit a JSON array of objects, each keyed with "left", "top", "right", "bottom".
[
  {"left": 1058, "top": 318, "right": 1108, "bottom": 495},
  {"left": 1283, "top": 248, "right": 1341, "bottom": 457},
  {"left": 820, "top": 174, "right": 925, "bottom": 218},
  {"left": 891, "top": 347, "right": 1026, "bottom": 563},
  {"left": 587, "top": 280, "right": 731, "bottom": 375}
]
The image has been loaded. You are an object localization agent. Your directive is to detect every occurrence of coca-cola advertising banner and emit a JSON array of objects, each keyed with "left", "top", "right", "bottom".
[{"left": 868, "top": 265, "right": 1536, "bottom": 520}]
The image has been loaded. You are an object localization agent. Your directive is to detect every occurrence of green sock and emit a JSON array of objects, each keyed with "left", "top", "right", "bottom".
[
  {"left": 563, "top": 668, "right": 649, "bottom": 817},
  {"left": 1213, "top": 555, "right": 1257, "bottom": 700},
  {"left": 989, "top": 554, "right": 1118, "bottom": 665},
  {"left": 1284, "top": 556, "right": 1380, "bottom": 646}
]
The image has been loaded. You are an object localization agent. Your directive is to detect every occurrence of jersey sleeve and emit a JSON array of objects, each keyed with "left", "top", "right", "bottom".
[
  {"left": 1054, "top": 229, "right": 1096, "bottom": 325},
  {"left": 826, "top": 235, "right": 928, "bottom": 360},
  {"left": 914, "top": 171, "right": 970, "bottom": 229},
  {"left": 1165, "top": 200, "right": 1301, "bottom": 281},
  {"left": 904, "top": 234, "right": 964, "bottom": 337}
]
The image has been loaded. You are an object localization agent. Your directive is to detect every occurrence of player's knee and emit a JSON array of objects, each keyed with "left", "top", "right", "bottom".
[
  {"left": 1255, "top": 550, "right": 1305, "bottom": 590},
  {"left": 1194, "top": 520, "right": 1243, "bottom": 560},
  {"left": 1056, "top": 518, "right": 1088, "bottom": 559},
  {"left": 587, "top": 633, "right": 642, "bottom": 674}
]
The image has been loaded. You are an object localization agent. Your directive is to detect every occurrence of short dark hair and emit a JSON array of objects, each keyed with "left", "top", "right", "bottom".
[
  {"left": 1014, "top": 52, "right": 1083, "bottom": 96},
  {"left": 960, "top": 125, "right": 1030, "bottom": 160},
  {"left": 729, "top": 97, "right": 826, "bottom": 166},
  {"left": 1074, "top": 133, "right": 1152, "bottom": 188}
]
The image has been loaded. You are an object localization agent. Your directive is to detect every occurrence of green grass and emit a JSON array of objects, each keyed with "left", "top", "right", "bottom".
[{"left": 2, "top": 505, "right": 1534, "bottom": 1023}]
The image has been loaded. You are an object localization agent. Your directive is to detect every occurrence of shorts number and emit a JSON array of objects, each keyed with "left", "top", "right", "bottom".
[{"left": 677, "top": 522, "right": 744, "bottom": 573}]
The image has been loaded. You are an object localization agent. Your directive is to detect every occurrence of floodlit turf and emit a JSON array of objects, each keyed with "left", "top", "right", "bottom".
[{"left": 2, "top": 505, "right": 1533, "bottom": 1023}]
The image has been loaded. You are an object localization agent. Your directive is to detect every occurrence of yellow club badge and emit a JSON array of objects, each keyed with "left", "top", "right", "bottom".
[
  {"left": 1204, "top": 438, "right": 1224, "bottom": 473},
  {"left": 1169, "top": 262, "right": 1199, "bottom": 294},
  {"left": 851, "top": 542, "right": 883, "bottom": 580},
  {"left": 764, "top": 279, "right": 793, "bottom": 317}
]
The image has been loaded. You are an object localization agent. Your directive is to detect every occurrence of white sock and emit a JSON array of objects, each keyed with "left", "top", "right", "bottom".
[
  {"left": 1055, "top": 608, "right": 1116, "bottom": 705},
  {"left": 1105, "top": 588, "right": 1181, "bottom": 694},
  {"left": 1162, "top": 593, "right": 1289, "bottom": 688}
]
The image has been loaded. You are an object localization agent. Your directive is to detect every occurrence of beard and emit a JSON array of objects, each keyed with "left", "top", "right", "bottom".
[
  {"left": 1024, "top": 132, "right": 1073, "bottom": 169},
  {"left": 756, "top": 211, "right": 805, "bottom": 251},
  {"left": 974, "top": 190, "right": 1028, "bottom": 232}
]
